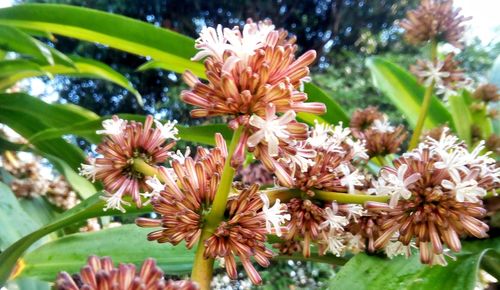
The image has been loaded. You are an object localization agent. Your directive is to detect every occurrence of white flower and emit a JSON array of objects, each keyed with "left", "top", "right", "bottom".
[
  {"left": 344, "top": 204, "right": 365, "bottom": 222},
  {"left": 385, "top": 240, "right": 412, "bottom": 259},
  {"left": 331, "top": 123, "right": 351, "bottom": 144},
  {"left": 79, "top": 159, "right": 99, "bottom": 182},
  {"left": 247, "top": 105, "right": 295, "bottom": 157},
  {"left": 371, "top": 116, "right": 395, "bottom": 133},
  {"left": 192, "top": 25, "right": 228, "bottom": 61},
  {"left": 142, "top": 176, "right": 165, "bottom": 204},
  {"left": 154, "top": 119, "right": 179, "bottom": 140},
  {"left": 346, "top": 138, "right": 369, "bottom": 160},
  {"left": 425, "top": 128, "right": 460, "bottom": 152},
  {"left": 260, "top": 194, "right": 290, "bottom": 237},
  {"left": 320, "top": 204, "right": 349, "bottom": 231},
  {"left": 441, "top": 178, "right": 486, "bottom": 202},
  {"left": 101, "top": 192, "right": 130, "bottom": 213},
  {"left": 416, "top": 60, "right": 450, "bottom": 87},
  {"left": 307, "top": 121, "right": 332, "bottom": 148},
  {"left": 324, "top": 232, "right": 345, "bottom": 257},
  {"left": 376, "top": 164, "right": 421, "bottom": 207},
  {"left": 434, "top": 149, "right": 470, "bottom": 182},
  {"left": 224, "top": 21, "right": 274, "bottom": 63},
  {"left": 338, "top": 164, "right": 365, "bottom": 194},
  {"left": 280, "top": 144, "right": 316, "bottom": 173},
  {"left": 170, "top": 147, "right": 191, "bottom": 165},
  {"left": 96, "top": 118, "right": 126, "bottom": 135}
]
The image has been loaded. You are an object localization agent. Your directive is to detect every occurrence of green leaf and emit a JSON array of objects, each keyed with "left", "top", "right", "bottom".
[
  {"left": 366, "top": 57, "right": 453, "bottom": 130},
  {"left": 0, "top": 57, "right": 140, "bottom": 101},
  {"left": 0, "top": 4, "right": 205, "bottom": 77},
  {"left": 0, "top": 182, "right": 40, "bottom": 251},
  {"left": 29, "top": 114, "right": 232, "bottom": 146},
  {"left": 462, "top": 90, "right": 494, "bottom": 140},
  {"left": 58, "top": 56, "right": 142, "bottom": 106},
  {"left": 329, "top": 238, "right": 500, "bottom": 290},
  {"left": 19, "top": 197, "right": 59, "bottom": 227},
  {"left": 448, "top": 93, "right": 473, "bottom": 146},
  {"left": 0, "top": 192, "right": 152, "bottom": 285},
  {"left": 0, "top": 93, "right": 90, "bottom": 169},
  {"left": 0, "top": 25, "right": 53, "bottom": 65},
  {"left": 42, "top": 153, "right": 97, "bottom": 199},
  {"left": 19, "top": 225, "right": 195, "bottom": 281},
  {"left": 299, "top": 82, "right": 350, "bottom": 125},
  {"left": 0, "top": 59, "right": 48, "bottom": 79}
]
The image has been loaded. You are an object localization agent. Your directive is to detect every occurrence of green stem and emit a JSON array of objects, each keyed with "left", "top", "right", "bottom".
[
  {"left": 132, "top": 158, "right": 164, "bottom": 182},
  {"left": 374, "top": 155, "right": 387, "bottom": 167},
  {"left": 313, "top": 190, "right": 389, "bottom": 204},
  {"left": 408, "top": 40, "right": 438, "bottom": 150},
  {"left": 191, "top": 126, "right": 244, "bottom": 290}
]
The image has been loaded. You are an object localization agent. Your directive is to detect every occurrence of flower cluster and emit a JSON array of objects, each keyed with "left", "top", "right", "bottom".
[
  {"left": 289, "top": 121, "right": 369, "bottom": 194},
  {"left": 365, "top": 130, "right": 498, "bottom": 264},
  {"left": 182, "top": 19, "right": 325, "bottom": 122},
  {"left": 55, "top": 256, "right": 198, "bottom": 290},
  {"left": 411, "top": 53, "right": 470, "bottom": 98},
  {"left": 136, "top": 134, "right": 227, "bottom": 249},
  {"left": 399, "top": 0, "right": 470, "bottom": 47},
  {"left": 350, "top": 107, "right": 407, "bottom": 157},
  {"left": 79, "top": 115, "right": 178, "bottom": 212}
]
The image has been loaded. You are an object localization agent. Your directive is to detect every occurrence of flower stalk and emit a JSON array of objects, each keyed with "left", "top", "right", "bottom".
[
  {"left": 191, "top": 126, "right": 244, "bottom": 289},
  {"left": 132, "top": 158, "right": 164, "bottom": 182},
  {"left": 409, "top": 40, "right": 438, "bottom": 149}
]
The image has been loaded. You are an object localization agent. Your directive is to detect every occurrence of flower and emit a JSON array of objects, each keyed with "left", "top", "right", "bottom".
[
  {"left": 55, "top": 256, "right": 198, "bottom": 290},
  {"left": 136, "top": 134, "right": 227, "bottom": 249},
  {"left": 441, "top": 177, "right": 486, "bottom": 202},
  {"left": 473, "top": 84, "right": 499, "bottom": 103},
  {"left": 365, "top": 138, "right": 495, "bottom": 265},
  {"left": 247, "top": 104, "right": 296, "bottom": 157},
  {"left": 182, "top": 19, "right": 325, "bottom": 122},
  {"left": 375, "top": 164, "right": 421, "bottom": 207},
  {"left": 260, "top": 194, "right": 291, "bottom": 237},
  {"left": 100, "top": 191, "right": 131, "bottom": 213},
  {"left": 79, "top": 115, "right": 177, "bottom": 211},
  {"left": 142, "top": 175, "right": 165, "bottom": 203},
  {"left": 349, "top": 106, "right": 384, "bottom": 139},
  {"left": 338, "top": 165, "right": 365, "bottom": 194},
  {"left": 320, "top": 204, "right": 349, "bottom": 231},
  {"left": 291, "top": 122, "right": 369, "bottom": 194},
  {"left": 96, "top": 116, "right": 126, "bottom": 135},
  {"left": 411, "top": 53, "right": 470, "bottom": 96},
  {"left": 399, "top": 0, "right": 471, "bottom": 47},
  {"left": 350, "top": 108, "right": 407, "bottom": 157},
  {"left": 154, "top": 119, "right": 179, "bottom": 140},
  {"left": 371, "top": 116, "right": 395, "bottom": 133},
  {"left": 204, "top": 185, "right": 274, "bottom": 285}
]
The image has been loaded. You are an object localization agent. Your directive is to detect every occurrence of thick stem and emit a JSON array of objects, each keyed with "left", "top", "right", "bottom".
[
  {"left": 132, "top": 158, "right": 165, "bottom": 182},
  {"left": 191, "top": 126, "right": 244, "bottom": 290},
  {"left": 408, "top": 40, "right": 438, "bottom": 150}
]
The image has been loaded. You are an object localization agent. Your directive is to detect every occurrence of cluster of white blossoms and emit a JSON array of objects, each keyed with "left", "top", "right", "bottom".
[
  {"left": 370, "top": 128, "right": 498, "bottom": 206},
  {"left": 192, "top": 20, "right": 275, "bottom": 64}
]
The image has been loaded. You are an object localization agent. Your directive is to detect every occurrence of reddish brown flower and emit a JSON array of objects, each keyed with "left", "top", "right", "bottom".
[
  {"left": 55, "top": 256, "right": 198, "bottom": 290},
  {"left": 79, "top": 115, "right": 177, "bottom": 211},
  {"left": 136, "top": 134, "right": 227, "bottom": 249},
  {"left": 473, "top": 83, "right": 500, "bottom": 103},
  {"left": 349, "top": 107, "right": 384, "bottom": 139},
  {"left": 350, "top": 108, "right": 407, "bottom": 157},
  {"left": 203, "top": 184, "right": 274, "bottom": 285},
  {"left": 366, "top": 134, "right": 497, "bottom": 264},
  {"left": 182, "top": 19, "right": 325, "bottom": 123},
  {"left": 399, "top": 0, "right": 471, "bottom": 47}
]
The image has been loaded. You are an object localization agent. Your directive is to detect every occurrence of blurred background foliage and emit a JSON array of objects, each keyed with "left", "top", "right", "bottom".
[{"left": 17, "top": 0, "right": 499, "bottom": 124}]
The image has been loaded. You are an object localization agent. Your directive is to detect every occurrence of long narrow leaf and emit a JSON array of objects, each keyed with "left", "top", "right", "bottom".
[
  {"left": 0, "top": 4, "right": 205, "bottom": 76},
  {"left": 19, "top": 225, "right": 195, "bottom": 281},
  {"left": 366, "top": 57, "right": 453, "bottom": 129},
  {"left": 0, "top": 25, "right": 53, "bottom": 65}
]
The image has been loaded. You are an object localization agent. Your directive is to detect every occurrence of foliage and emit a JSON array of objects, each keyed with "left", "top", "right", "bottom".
[{"left": 0, "top": 3, "right": 498, "bottom": 290}]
